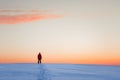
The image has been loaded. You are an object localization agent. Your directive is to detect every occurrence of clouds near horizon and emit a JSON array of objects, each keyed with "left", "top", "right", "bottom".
[{"left": 0, "top": 10, "right": 63, "bottom": 24}]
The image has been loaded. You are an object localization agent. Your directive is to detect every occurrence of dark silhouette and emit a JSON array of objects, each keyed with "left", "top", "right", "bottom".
[{"left": 38, "top": 52, "right": 42, "bottom": 64}]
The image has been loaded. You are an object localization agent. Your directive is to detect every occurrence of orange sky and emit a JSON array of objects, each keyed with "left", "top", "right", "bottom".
[{"left": 0, "top": 50, "right": 120, "bottom": 65}]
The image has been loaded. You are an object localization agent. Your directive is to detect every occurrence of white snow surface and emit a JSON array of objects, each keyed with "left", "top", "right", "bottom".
[{"left": 0, "top": 64, "right": 120, "bottom": 80}]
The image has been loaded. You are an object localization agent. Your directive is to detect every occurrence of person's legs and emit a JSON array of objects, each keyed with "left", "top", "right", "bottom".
[
  {"left": 38, "top": 60, "right": 39, "bottom": 64},
  {"left": 40, "top": 60, "right": 41, "bottom": 64},
  {"left": 38, "top": 59, "right": 42, "bottom": 64}
]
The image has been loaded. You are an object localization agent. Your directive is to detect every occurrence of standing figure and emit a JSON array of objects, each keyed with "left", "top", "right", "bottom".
[{"left": 38, "top": 52, "right": 42, "bottom": 64}]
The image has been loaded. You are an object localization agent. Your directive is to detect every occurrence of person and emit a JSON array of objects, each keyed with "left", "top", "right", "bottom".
[{"left": 38, "top": 52, "right": 42, "bottom": 64}]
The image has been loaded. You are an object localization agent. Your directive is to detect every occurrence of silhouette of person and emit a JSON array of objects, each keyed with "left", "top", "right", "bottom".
[{"left": 38, "top": 52, "right": 42, "bottom": 64}]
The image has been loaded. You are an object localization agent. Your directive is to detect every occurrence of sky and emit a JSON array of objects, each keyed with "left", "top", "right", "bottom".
[{"left": 0, "top": 0, "right": 120, "bottom": 65}]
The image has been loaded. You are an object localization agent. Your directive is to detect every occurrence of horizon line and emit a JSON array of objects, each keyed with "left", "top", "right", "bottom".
[{"left": 0, "top": 62, "right": 119, "bottom": 66}]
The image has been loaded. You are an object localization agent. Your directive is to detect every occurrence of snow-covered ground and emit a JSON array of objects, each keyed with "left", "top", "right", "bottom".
[{"left": 0, "top": 64, "right": 120, "bottom": 80}]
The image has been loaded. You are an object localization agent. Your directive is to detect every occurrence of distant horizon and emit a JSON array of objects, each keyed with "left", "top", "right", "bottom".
[{"left": 0, "top": 62, "right": 119, "bottom": 66}]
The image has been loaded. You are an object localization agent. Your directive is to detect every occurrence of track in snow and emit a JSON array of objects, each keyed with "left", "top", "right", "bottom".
[{"left": 37, "top": 64, "right": 51, "bottom": 80}]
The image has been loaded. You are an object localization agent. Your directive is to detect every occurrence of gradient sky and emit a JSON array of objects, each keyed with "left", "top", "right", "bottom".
[{"left": 0, "top": 0, "right": 120, "bottom": 65}]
